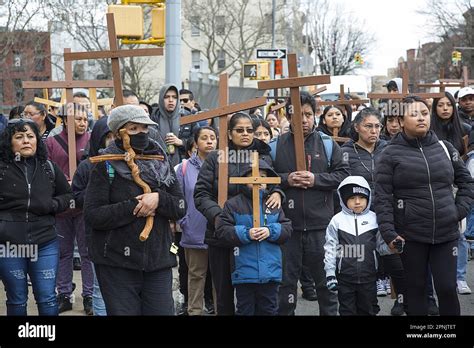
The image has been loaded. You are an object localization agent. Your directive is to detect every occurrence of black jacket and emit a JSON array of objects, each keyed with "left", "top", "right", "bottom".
[
  {"left": 84, "top": 160, "right": 186, "bottom": 272},
  {"left": 273, "top": 127, "right": 350, "bottom": 232},
  {"left": 194, "top": 139, "right": 280, "bottom": 247},
  {"left": 0, "top": 158, "right": 72, "bottom": 245},
  {"left": 341, "top": 139, "right": 387, "bottom": 194},
  {"left": 375, "top": 131, "right": 474, "bottom": 245}
]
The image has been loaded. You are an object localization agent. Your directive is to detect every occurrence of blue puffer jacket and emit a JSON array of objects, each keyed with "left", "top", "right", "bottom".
[{"left": 215, "top": 161, "right": 292, "bottom": 285}]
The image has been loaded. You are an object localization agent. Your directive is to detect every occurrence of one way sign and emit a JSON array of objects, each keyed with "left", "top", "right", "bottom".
[{"left": 256, "top": 48, "right": 287, "bottom": 60}]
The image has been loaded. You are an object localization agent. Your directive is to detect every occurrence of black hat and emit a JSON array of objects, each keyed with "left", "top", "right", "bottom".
[{"left": 339, "top": 184, "right": 370, "bottom": 205}]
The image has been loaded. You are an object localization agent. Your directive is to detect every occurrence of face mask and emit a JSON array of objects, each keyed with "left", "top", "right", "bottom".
[{"left": 129, "top": 132, "right": 149, "bottom": 151}]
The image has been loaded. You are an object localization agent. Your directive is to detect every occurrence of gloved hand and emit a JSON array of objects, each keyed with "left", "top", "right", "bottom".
[{"left": 326, "top": 276, "right": 338, "bottom": 292}]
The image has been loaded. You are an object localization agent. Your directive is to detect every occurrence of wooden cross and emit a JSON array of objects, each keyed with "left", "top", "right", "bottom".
[
  {"left": 229, "top": 151, "right": 281, "bottom": 228},
  {"left": 257, "top": 53, "right": 331, "bottom": 171},
  {"left": 417, "top": 68, "right": 460, "bottom": 93},
  {"left": 318, "top": 84, "right": 369, "bottom": 107},
  {"left": 23, "top": 48, "right": 114, "bottom": 176},
  {"left": 89, "top": 129, "right": 164, "bottom": 241},
  {"left": 368, "top": 68, "right": 444, "bottom": 100},
  {"left": 63, "top": 13, "right": 164, "bottom": 106},
  {"left": 180, "top": 73, "right": 267, "bottom": 207},
  {"left": 439, "top": 66, "right": 474, "bottom": 88}
]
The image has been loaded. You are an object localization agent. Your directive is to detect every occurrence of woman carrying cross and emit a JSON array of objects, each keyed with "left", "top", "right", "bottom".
[{"left": 84, "top": 105, "right": 186, "bottom": 315}]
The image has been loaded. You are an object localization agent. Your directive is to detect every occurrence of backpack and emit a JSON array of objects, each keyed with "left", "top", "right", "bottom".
[{"left": 270, "top": 131, "right": 333, "bottom": 168}]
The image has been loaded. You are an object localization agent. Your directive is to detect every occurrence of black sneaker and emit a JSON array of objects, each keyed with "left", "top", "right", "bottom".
[
  {"left": 302, "top": 288, "right": 318, "bottom": 301},
  {"left": 390, "top": 300, "right": 405, "bottom": 316},
  {"left": 204, "top": 299, "right": 215, "bottom": 315},
  {"left": 428, "top": 297, "right": 439, "bottom": 316},
  {"left": 73, "top": 257, "right": 82, "bottom": 271},
  {"left": 57, "top": 294, "right": 73, "bottom": 314},
  {"left": 83, "top": 296, "right": 93, "bottom": 316}
]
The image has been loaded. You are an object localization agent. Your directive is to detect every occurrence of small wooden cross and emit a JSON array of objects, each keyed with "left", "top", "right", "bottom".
[
  {"left": 63, "top": 13, "right": 164, "bottom": 106},
  {"left": 439, "top": 66, "right": 474, "bottom": 88},
  {"left": 180, "top": 73, "right": 267, "bottom": 207},
  {"left": 257, "top": 53, "right": 331, "bottom": 171},
  {"left": 229, "top": 151, "right": 281, "bottom": 228},
  {"left": 23, "top": 48, "right": 114, "bottom": 176},
  {"left": 368, "top": 68, "right": 444, "bottom": 100},
  {"left": 89, "top": 129, "right": 164, "bottom": 241},
  {"left": 318, "top": 84, "right": 369, "bottom": 107}
]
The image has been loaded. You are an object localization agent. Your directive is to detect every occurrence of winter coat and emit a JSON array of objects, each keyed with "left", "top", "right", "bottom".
[
  {"left": 194, "top": 139, "right": 282, "bottom": 247},
  {"left": 0, "top": 157, "right": 72, "bottom": 245},
  {"left": 83, "top": 143, "right": 186, "bottom": 272},
  {"left": 272, "top": 126, "right": 350, "bottom": 232},
  {"left": 176, "top": 153, "right": 208, "bottom": 249},
  {"left": 324, "top": 176, "right": 391, "bottom": 284},
  {"left": 215, "top": 161, "right": 292, "bottom": 285},
  {"left": 375, "top": 131, "right": 474, "bottom": 245}
]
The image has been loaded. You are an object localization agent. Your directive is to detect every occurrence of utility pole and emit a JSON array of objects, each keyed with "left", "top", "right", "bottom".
[{"left": 166, "top": 0, "right": 181, "bottom": 87}]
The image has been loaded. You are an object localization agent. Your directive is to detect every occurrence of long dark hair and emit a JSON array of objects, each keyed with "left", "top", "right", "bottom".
[
  {"left": 0, "top": 120, "right": 48, "bottom": 163},
  {"left": 318, "top": 105, "right": 351, "bottom": 138},
  {"left": 252, "top": 118, "right": 273, "bottom": 140},
  {"left": 431, "top": 92, "right": 467, "bottom": 154}
]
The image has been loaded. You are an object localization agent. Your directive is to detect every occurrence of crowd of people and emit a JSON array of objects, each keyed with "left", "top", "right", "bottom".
[{"left": 0, "top": 78, "right": 474, "bottom": 317}]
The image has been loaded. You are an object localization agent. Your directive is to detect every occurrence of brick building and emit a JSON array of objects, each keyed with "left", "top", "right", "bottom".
[{"left": 0, "top": 31, "right": 52, "bottom": 115}]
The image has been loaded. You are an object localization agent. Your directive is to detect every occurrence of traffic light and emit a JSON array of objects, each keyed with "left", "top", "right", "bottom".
[
  {"left": 457, "top": 51, "right": 462, "bottom": 60},
  {"left": 452, "top": 51, "right": 458, "bottom": 62},
  {"left": 243, "top": 61, "right": 270, "bottom": 80},
  {"left": 354, "top": 53, "right": 362, "bottom": 65}
]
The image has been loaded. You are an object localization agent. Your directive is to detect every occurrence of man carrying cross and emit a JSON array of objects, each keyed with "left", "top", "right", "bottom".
[{"left": 273, "top": 91, "right": 349, "bottom": 316}]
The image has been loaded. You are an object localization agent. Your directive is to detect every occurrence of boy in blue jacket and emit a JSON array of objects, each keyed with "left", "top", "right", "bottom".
[{"left": 215, "top": 160, "right": 292, "bottom": 315}]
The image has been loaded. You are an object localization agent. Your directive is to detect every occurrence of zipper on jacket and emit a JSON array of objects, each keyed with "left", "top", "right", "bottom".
[
  {"left": 418, "top": 141, "right": 436, "bottom": 244},
  {"left": 354, "top": 214, "right": 360, "bottom": 284}
]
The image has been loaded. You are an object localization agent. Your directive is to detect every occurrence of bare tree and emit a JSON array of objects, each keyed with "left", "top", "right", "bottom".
[
  {"left": 41, "top": 0, "right": 162, "bottom": 101},
  {"left": 305, "top": 0, "right": 375, "bottom": 75},
  {"left": 182, "top": 0, "right": 276, "bottom": 86}
]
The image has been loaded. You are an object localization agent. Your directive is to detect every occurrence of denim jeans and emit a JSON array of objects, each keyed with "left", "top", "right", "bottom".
[
  {"left": 92, "top": 264, "right": 107, "bottom": 316},
  {"left": 0, "top": 238, "right": 59, "bottom": 316},
  {"left": 457, "top": 233, "right": 468, "bottom": 281}
]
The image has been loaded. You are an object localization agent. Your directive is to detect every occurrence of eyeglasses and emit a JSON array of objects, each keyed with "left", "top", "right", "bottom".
[
  {"left": 233, "top": 128, "right": 254, "bottom": 134},
  {"left": 362, "top": 124, "right": 382, "bottom": 130},
  {"left": 180, "top": 98, "right": 190, "bottom": 103},
  {"left": 8, "top": 118, "right": 36, "bottom": 125},
  {"left": 21, "top": 112, "right": 42, "bottom": 118}
]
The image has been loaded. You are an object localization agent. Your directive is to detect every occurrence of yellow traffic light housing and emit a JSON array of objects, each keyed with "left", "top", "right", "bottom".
[{"left": 243, "top": 61, "right": 271, "bottom": 80}]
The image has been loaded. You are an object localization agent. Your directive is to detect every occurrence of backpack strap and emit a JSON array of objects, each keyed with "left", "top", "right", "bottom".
[
  {"left": 181, "top": 159, "right": 188, "bottom": 176},
  {"left": 105, "top": 161, "right": 115, "bottom": 184},
  {"left": 439, "top": 140, "right": 451, "bottom": 161},
  {"left": 318, "top": 131, "right": 333, "bottom": 168},
  {"left": 54, "top": 134, "right": 81, "bottom": 165},
  {"left": 45, "top": 160, "right": 56, "bottom": 189}
]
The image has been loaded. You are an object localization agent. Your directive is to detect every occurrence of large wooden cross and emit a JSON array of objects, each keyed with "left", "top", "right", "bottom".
[
  {"left": 439, "top": 66, "right": 474, "bottom": 89},
  {"left": 257, "top": 53, "right": 331, "bottom": 171},
  {"left": 23, "top": 48, "right": 114, "bottom": 176},
  {"left": 368, "top": 68, "right": 444, "bottom": 100},
  {"left": 319, "top": 84, "right": 369, "bottom": 107},
  {"left": 229, "top": 151, "right": 281, "bottom": 228},
  {"left": 63, "top": 13, "right": 163, "bottom": 106},
  {"left": 417, "top": 68, "right": 461, "bottom": 93},
  {"left": 180, "top": 73, "right": 267, "bottom": 207}
]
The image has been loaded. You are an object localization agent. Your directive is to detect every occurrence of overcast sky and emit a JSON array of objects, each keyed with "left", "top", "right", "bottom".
[{"left": 337, "top": 0, "right": 435, "bottom": 76}]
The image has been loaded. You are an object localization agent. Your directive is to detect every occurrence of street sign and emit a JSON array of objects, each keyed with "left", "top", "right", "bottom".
[
  {"left": 244, "top": 63, "right": 258, "bottom": 78},
  {"left": 257, "top": 48, "right": 287, "bottom": 60}
]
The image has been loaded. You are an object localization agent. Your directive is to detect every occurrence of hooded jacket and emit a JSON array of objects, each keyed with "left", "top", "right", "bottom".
[
  {"left": 176, "top": 153, "right": 208, "bottom": 249},
  {"left": 194, "top": 138, "right": 284, "bottom": 247},
  {"left": 215, "top": 160, "right": 292, "bottom": 285},
  {"left": 272, "top": 126, "right": 350, "bottom": 232},
  {"left": 324, "top": 176, "right": 391, "bottom": 284},
  {"left": 375, "top": 131, "right": 474, "bottom": 245},
  {"left": 0, "top": 157, "right": 72, "bottom": 245}
]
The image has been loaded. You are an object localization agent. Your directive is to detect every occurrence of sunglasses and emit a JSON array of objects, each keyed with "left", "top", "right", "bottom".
[
  {"left": 233, "top": 128, "right": 254, "bottom": 134},
  {"left": 180, "top": 98, "right": 190, "bottom": 103},
  {"left": 8, "top": 118, "right": 36, "bottom": 125}
]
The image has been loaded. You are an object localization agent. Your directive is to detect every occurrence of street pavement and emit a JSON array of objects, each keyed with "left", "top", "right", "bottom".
[{"left": 2, "top": 254, "right": 474, "bottom": 316}]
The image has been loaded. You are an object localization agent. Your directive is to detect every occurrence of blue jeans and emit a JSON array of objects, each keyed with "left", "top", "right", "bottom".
[
  {"left": 92, "top": 264, "right": 107, "bottom": 316},
  {"left": 457, "top": 234, "right": 468, "bottom": 281},
  {"left": 0, "top": 238, "right": 59, "bottom": 316}
]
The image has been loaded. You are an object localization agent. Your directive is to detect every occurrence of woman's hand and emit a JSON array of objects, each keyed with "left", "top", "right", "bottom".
[
  {"left": 165, "top": 133, "right": 183, "bottom": 147},
  {"left": 134, "top": 192, "right": 159, "bottom": 217},
  {"left": 389, "top": 235, "right": 406, "bottom": 253},
  {"left": 266, "top": 192, "right": 282, "bottom": 209},
  {"left": 249, "top": 227, "right": 270, "bottom": 242}
]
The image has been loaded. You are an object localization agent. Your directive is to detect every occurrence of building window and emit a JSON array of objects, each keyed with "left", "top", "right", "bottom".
[
  {"left": 0, "top": 80, "right": 3, "bottom": 103},
  {"left": 34, "top": 50, "right": 45, "bottom": 72},
  {"left": 216, "top": 16, "right": 225, "bottom": 35},
  {"left": 192, "top": 50, "right": 201, "bottom": 70},
  {"left": 191, "top": 16, "right": 200, "bottom": 36},
  {"left": 13, "top": 79, "right": 24, "bottom": 103},
  {"left": 217, "top": 50, "right": 226, "bottom": 70},
  {"left": 13, "top": 52, "right": 23, "bottom": 71}
]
